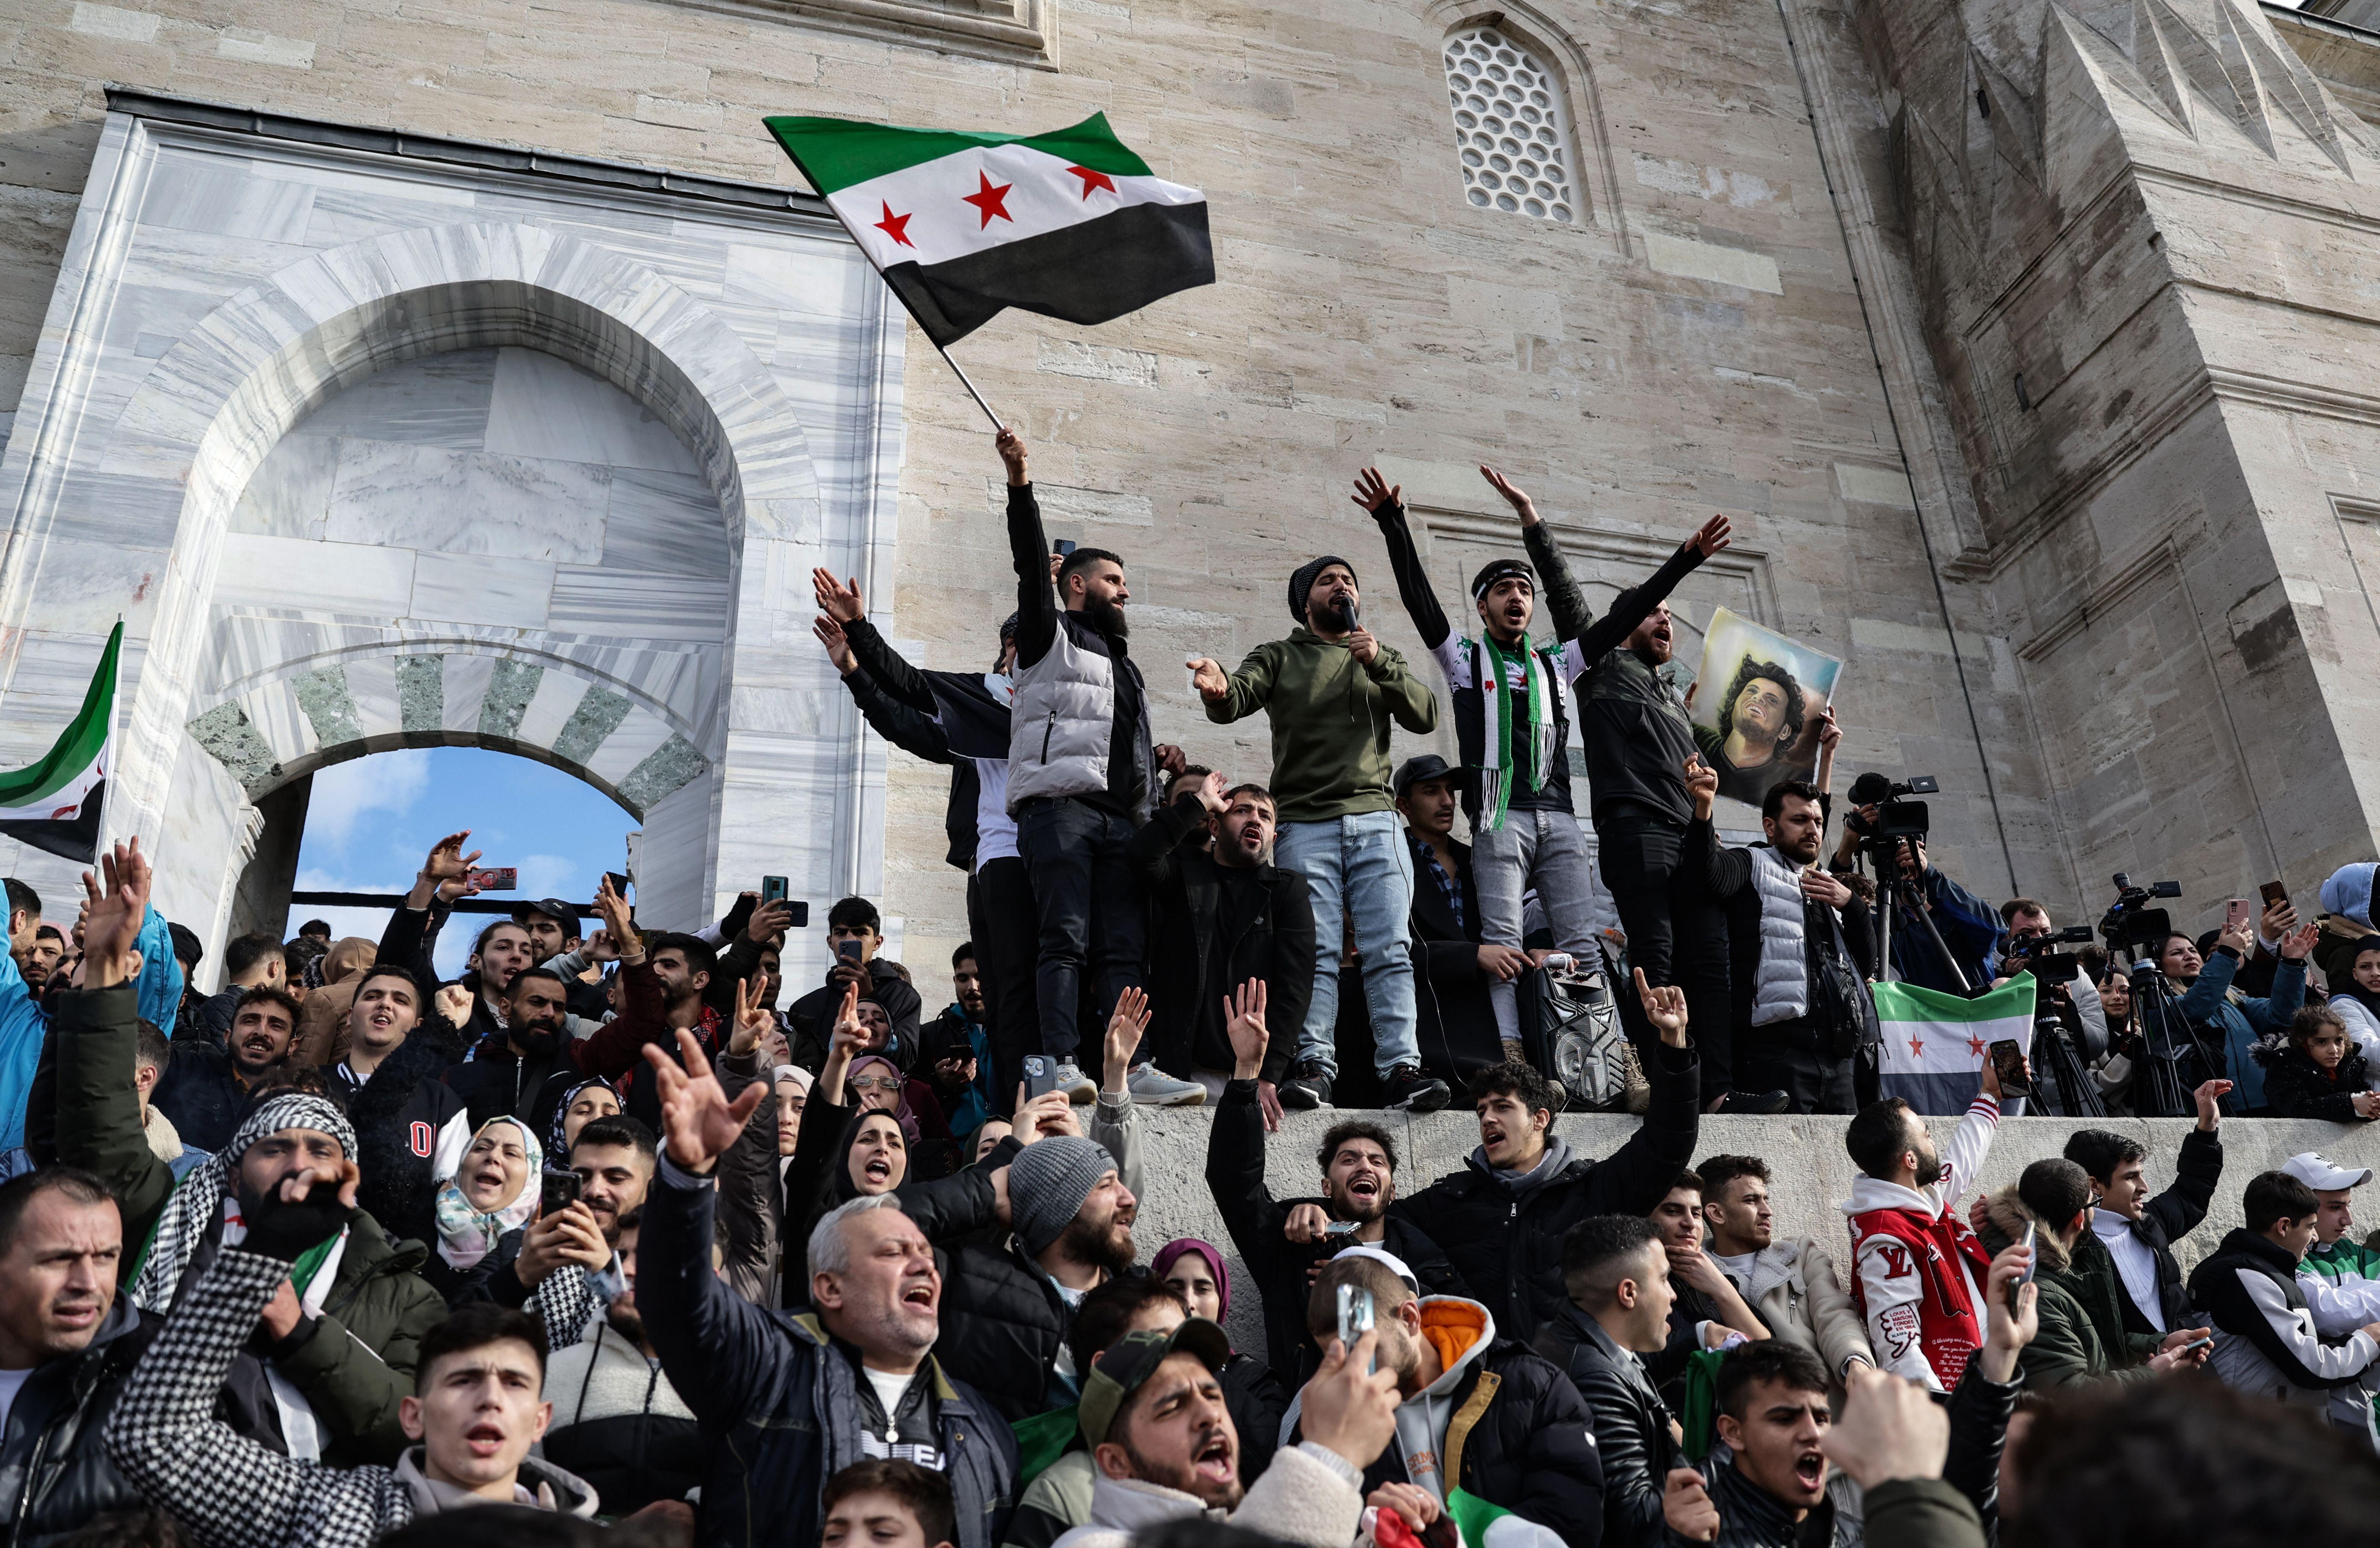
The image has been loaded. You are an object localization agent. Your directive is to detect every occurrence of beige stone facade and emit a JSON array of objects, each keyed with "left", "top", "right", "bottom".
[{"left": 1, "top": 0, "right": 2375, "bottom": 969}]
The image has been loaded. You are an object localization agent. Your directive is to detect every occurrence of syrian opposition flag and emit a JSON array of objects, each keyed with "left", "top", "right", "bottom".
[
  {"left": 0, "top": 622, "right": 118, "bottom": 863},
  {"left": 765, "top": 112, "right": 1213, "bottom": 346},
  {"left": 1872, "top": 976, "right": 2037, "bottom": 1115}
]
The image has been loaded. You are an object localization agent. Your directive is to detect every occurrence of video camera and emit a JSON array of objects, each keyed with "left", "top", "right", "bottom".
[
  {"left": 2099, "top": 872, "right": 2182, "bottom": 954},
  {"left": 2009, "top": 924, "right": 2094, "bottom": 980},
  {"left": 1846, "top": 772, "right": 1940, "bottom": 845}
]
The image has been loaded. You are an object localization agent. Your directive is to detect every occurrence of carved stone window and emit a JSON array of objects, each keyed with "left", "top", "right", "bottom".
[{"left": 1444, "top": 26, "right": 1577, "bottom": 224}]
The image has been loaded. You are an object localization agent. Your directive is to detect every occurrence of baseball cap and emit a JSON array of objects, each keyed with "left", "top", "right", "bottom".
[
  {"left": 1077, "top": 1318, "right": 1233, "bottom": 1447},
  {"left": 2283, "top": 1152, "right": 2373, "bottom": 1191},
  {"left": 513, "top": 898, "right": 582, "bottom": 935},
  {"left": 1393, "top": 754, "right": 1469, "bottom": 802}
]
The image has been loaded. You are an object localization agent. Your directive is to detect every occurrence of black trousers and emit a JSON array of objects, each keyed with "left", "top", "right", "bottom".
[
  {"left": 1015, "top": 796, "right": 1147, "bottom": 1063},
  {"left": 1595, "top": 804, "right": 1734, "bottom": 1093},
  {"left": 968, "top": 856, "right": 1041, "bottom": 1117},
  {"left": 1737, "top": 1021, "right": 1857, "bottom": 1115}
]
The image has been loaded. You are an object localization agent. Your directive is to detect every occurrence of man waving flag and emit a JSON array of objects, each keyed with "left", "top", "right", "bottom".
[{"left": 766, "top": 111, "right": 1213, "bottom": 347}]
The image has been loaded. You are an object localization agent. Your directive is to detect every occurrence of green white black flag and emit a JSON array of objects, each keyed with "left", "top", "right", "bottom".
[
  {"left": 765, "top": 111, "right": 1214, "bottom": 346},
  {"left": 0, "top": 622, "right": 118, "bottom": 863}
]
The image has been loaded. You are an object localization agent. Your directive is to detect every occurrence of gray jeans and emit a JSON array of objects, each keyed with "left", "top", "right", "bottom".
[{"left": 1472, "top": 807, "right": 1602, "bottom": 1043}]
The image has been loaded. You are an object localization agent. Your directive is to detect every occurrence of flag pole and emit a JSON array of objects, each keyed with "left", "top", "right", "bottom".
[{"left": 932, "top": 340, "right": 1005, "bottom": 432}]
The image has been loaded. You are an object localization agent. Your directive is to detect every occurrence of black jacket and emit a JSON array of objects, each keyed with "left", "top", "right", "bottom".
[
  {"left": 1203, "top": 1079, "right": 1468, "bottom": 1383},
  {"left": 1547, "top": 1303, "right": 1672, "bottom": 1548},
  {"left": 185, "top": 985, "right": 243, "bottom": 1050},
  {"left": 335, "top": 1033, "right": 467, "bottom": 1247},
  {"left": 1127, "top": 793, "right": 1316, "bottom": 1080},
  {"left": 1683, "top": 1455, "right": 1843, "bottom": 1548},
  {"left": 1942, "top": 1361, "right": 2018, "bottom": 1548},
  {"left": 2102, "top": 1124, "right": 2221, "bottom": 1340},
  {"left": 2256, "top": 1040, "right": 2374, "bottom": 1121},
  {"left": 0, "top": 1297, "right": 279, "bottom": 1548},
  {"left": 788, "top": 962, "right": 924, "bottom": 1073},
  {"left": 1390, "top": 1042, "right": 1700, "bottom": 1342},
  {"left": 147, "top": 1041, "right": 255, "bottom": 1154},
  {"left": 441, "top": 1031, "right": 580, "bottom": 1137},
  {"left": 839, "top": 615, "right": 1014, "bottom": 874},
  {"left": 1332, "top": 1332, "right": 1603, "bottom": 1548},
  {"left": 1406, "top": 834, "right": 1503, "bottom": 1081},
  {"left": 2187, "top": 1227, "right": 2371, "bottom": 1392}
]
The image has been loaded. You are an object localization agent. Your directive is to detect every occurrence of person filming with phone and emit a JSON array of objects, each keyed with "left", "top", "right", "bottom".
[{"left": 2155, "top": 900, "right": 2315, "bottom": 1115}]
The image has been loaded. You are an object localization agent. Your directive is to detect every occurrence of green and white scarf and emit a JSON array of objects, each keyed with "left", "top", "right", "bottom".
[{"left": 1477, "top": 633, "right": 1558, "bottom": 834}]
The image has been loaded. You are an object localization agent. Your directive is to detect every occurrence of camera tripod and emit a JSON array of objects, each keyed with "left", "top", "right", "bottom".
[{"left": 2027, "top": 1007, "right": 2106, "bottom": 1117}]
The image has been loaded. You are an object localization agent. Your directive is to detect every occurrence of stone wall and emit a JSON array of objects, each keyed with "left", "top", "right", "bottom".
[{"left": 1128, "top": 1103, "right": 2380, "bottom": 1357}]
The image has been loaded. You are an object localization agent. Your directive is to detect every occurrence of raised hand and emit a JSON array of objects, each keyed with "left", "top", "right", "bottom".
[
  {"left": 1154, "top": 743, "right": 1189, "bottom": 780},
  {"left": 1104, "top": 986, "right": 1151, "bottom": 1094},
  {"left": 813, "top": 615, "right": 858, "bottom": 673},
  {"left": 1635, "top": 966, "right": 1689, "bottom": 1047},
  {"left": 1194, "top": 769, "right": 1227, "bottom": 813},
  {"left": 1299, "top": 1329, "right": 1402, "bottom": 1472},
  {"left": 411, "top": 830, "right": 482, "bottom": 908},
  {"left": 2261, "top": 896, "right": 2301, "bottom": 943},
  {"left": 743, "top": 898, "right": 795, "bottom": 945},
  {"left": 1013, "top": 1089, "right": 1080, "bottom": 1143},
  {"left": 644, "top": 1026, "right": 765, "bottom": 1172},
  {"left": 811, "top": 567, "right": 865, "bottom": 625},
  {"left": 2193, "top": 1079, "right": 2232, "bottom": 1131},
  {"left": 1225, "top": 977, "right": 1269, "bottom": 1079},
  {"left": 1689, "top": 512, "right": 1733, "bottom": 559},
  {"left": 2281, "top": 921, "right": 2320, "bottom": 962},
  {"left": 729, "top": 974, "right": 773, "bottom": 1057},
  {"left": 1815, "top": 704, "right": 1842, "bottom": 752},
  {"left": 1822, "top": 1367, "right": 1949, "bottom": 1488},
  {"left": 584, "top": 929, "right": 620, "bottom": 964},
  {"left": 996, "top": 426, "right": 1029, "bottom": 485},
  {"left": 594, "top": 872, "right": 641, "bottom": 961},
  {"left": 1977, "top": 1242, "right": 2038, "bottom": 1381},
  {"left": 1683, "top": 755, "right": 1718, "bottom": 819},
  {"left": 1478, "top": 465, "right": 1538, "bottom": 524},
  {"left": 1186, "top": 656, "right": 1230, "bottom": 703},
  {"left": 1349, "top": 467, "right": 1401, "bottom": 517},
  {"left": 79, "top": 838, "right": 150, "bottom": 989},
  {"left": 435, "top": 984, "right": 475, "bottom": 1030}
]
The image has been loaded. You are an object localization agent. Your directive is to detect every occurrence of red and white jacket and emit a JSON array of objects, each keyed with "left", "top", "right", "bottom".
[{"left": 1840, "top": 1093, "right": 2000, "bottom": 1391}]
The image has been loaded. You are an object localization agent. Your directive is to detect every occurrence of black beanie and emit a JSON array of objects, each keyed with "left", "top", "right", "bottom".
[
  {"left": 1470, "top": 558, "right": 1536, "bottom": 601},
  {"left": 1288, "top": 555, "right": 1355, "bottom": 623}
]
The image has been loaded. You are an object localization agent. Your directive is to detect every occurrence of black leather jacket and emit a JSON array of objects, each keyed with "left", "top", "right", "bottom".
[{"left": 1548, "top": 1302, "right": 1676, "bottom": 1548}]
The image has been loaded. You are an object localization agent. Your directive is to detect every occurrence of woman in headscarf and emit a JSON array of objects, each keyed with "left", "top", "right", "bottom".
[
  {"left": 418, "top": 1115, "right": 543, "bottom": 1306},
  {"left": 846, "top": 1050, "right": 956, "bottom": 1182},
  {"left": 546, "top": 1075, "right": 622, "bottom": 1161},
  {"left": 1153, "top": 1238, "right": 1289, "bottom": 1482}
]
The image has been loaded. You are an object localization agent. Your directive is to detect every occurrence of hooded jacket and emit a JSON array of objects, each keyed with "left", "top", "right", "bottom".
[
  {"left": 2187, "top": 1226, "right": 2380, "bottom": 1418},
  {"left": 1288, "top": 1297, "right": 1602, "bottom": 1548},
  {"left": 2255, "top": 1039, "right": 2374, "bottom": 1122},
  {"left": 1203, "top": 1078, "right": 1468, "bottom": 1384},
  {"left": 637, "top": 1159, "right": 1019, "bottom": 1548},
  {"left": 1200, "top": 626, "right": 1438, "bottom": 825},
  {"left": 1128, "top": 793, "right": 1317, "bottom": 1080},
  {"left": 1840, "top": 1093, "right": 1999, "bottom": 1392},
  {"left": 1390, "top": 1043, "right": 1700, "bottom": 1342},
  {"left": 51, "top": 981, "right": 446, "bottom": 1466},
  {"left": 334, "top": 1032, "right": 471, "bottom": 1248},
  {"left": 1049, "top": 1441, "right": 1365, "bottom": 1548},
  {"left": 1971, "top": 1188, "right": 2144, "bottom": 1390},
  {"left": 103, "top": 1247, "right": 599, "bottom": 1548},
  {"left": 540, "top": 1319, "right": 704, "bottom": 1517},
  {"left": 787, "top": 961, "right": 925, "bottom": 1074}
]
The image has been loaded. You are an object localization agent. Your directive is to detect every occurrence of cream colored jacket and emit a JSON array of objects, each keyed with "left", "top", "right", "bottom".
[{"left": 1719, "top": 1238, "right": 1875, "bottom": 1390}]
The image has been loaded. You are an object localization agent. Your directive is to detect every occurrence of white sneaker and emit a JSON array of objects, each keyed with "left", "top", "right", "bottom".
[
  {"left": 1053, "top": 1059, "right": 1098, "bottom": 1103},
  {"left": 1127, "top": 1062, "right": 1207, "bottom": 1107}
]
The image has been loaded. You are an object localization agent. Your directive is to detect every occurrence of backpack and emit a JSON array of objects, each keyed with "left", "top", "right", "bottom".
[{"left": 1522, "top": 945, "right": 1644, "bottom": 1113}]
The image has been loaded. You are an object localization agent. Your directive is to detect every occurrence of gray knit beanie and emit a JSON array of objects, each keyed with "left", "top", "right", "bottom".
[{"left": 1010, "top": 1135, "right": 1117, "bottom": 1255}]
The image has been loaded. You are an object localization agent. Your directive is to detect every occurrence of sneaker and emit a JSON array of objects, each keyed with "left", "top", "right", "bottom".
[
  {"left": 1127, "top": 1062, "right": 1206, "bottom": 1107},
  {"left": 1279, "top": 1060, "right": 1334, "bottom": 1110},
  {"left": 1382, "top": 1064, "right": 1451, "bottom": 1114},
  {"left": 1053, "top": 1059, "right": 1098, "bottom": 1104},
  {"left": 1714, "top": 1088, "right": 1791, "bottom": 1115}
]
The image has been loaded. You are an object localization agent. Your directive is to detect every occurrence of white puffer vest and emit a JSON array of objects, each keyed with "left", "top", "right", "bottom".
[
  {"left": 1749, "top": 844, "right": 1809, "bottom": 1025},
  {"left": 1008, "top": 621, "right": 1120, "bottom": 810}
]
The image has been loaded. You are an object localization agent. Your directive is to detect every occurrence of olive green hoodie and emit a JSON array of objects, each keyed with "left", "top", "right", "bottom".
[{"left": 1203, "top": 626, "right": 1438, "bottom": 823}]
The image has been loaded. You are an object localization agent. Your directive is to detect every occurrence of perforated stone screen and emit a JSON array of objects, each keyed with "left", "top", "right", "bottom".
[{"left": 1444, "top": 27, "right": 1577, "bottom": 225}]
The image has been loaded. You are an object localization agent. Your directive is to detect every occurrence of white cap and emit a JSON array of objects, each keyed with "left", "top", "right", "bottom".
[
  {"left": 2283, "top": 1152, "right": 2373, "bottom": 1191},
  {"left": 1332, "top": 1242, "right": 1421, "bottom": 1293}
]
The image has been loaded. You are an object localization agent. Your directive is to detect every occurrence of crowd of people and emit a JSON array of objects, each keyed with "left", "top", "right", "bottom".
[{"left": 0, "top": 426, "right": 2377, "bottom": 1547}]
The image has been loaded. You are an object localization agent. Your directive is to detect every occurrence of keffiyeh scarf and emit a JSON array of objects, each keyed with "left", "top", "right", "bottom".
[
  {"left": 432, "top": 1116, "right": 543, "bottom": 1271},
  {"left": 128, "top": 1093, "right": 359, "bottom": 1314}
]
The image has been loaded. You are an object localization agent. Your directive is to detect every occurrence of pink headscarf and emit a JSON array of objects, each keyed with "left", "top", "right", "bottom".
[
  {"left": 1153, "top": 1237, "right": 1231, "bottom": 1319},
  {"left": 848, "top": 1055, "right": 920, "bottom": 1143}
]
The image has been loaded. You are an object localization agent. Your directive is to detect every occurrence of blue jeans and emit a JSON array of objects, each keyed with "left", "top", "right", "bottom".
[{"left": 1275, "top": 811, "right": 1419, "bottom": 1078}]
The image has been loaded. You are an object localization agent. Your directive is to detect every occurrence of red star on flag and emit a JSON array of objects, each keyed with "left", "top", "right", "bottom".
[
  {"left": 873, "top": 202, "right": 914, "bottom": 248},
  {"left": 1066, "top": 164, "right": 1118, "bottom": 199},
  {"left": 962, "top": 171, "right": 1014, "bottom": 227},
  {"left": 1907, "top": 1036, "right": 1926, "bottom": 1059},
  {"left": 1967, "top": 1035, "right": 1989, "bottom": 1057}
]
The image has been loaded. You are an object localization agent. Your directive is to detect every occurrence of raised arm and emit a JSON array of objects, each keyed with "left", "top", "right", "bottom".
[
  {"left": 1572, "top": 515, "right": 1731, "bottom": 664},
  {"left": 1581, "top": 971, "right": 1701, "bottom": 1216},
  {"left": 813, "top": 566, "right": 937, "bottom": 718},
  {"left": 1358, "top": 470, "right": 1451, "bottom": 652},
  {"left": 1685, "top": 758, "right": 1751, "bottom": 901},
  {"left": 1479, "top": 465, "right": 1593, "bottom": 646},
  {"left": 1002, "top": 429, "right": 1060, "bottom": 672},
  {"left": 1126, "top": 781, "right": 1220, "bottom": 886},
  {"left": 1193, "top": 644, "right": 1279, "bottom": 727}
]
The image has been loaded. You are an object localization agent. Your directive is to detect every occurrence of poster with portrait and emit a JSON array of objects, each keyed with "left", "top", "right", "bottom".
[{"left": 1685, "top": 608, "right": 1844, "bottom": 815}]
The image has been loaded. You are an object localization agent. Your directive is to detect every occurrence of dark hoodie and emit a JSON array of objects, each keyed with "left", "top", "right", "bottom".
[{"left": 2255, "top": 1038, "right": 2374, "bottom": 1122}]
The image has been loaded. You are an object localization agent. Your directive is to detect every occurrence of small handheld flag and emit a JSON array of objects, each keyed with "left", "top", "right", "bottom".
[
  {"left": 766, "top": 111, "right": 1215, "bottom": 372},
  {"left": 0, "top": 621, "right": 120, "bottom": 863}
]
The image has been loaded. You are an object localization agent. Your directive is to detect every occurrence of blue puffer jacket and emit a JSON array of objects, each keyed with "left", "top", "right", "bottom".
[
  {"left": 2174, "top": 946, "right": 2304, "bottom": 1113},
  {"left": 639, "top": 1159, "right": 1018, "bottom": 1548}
]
